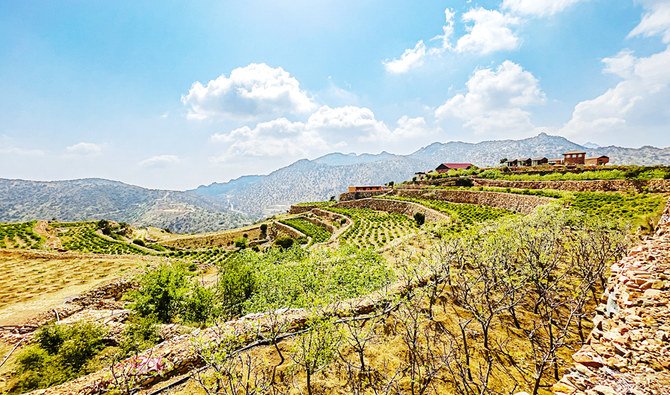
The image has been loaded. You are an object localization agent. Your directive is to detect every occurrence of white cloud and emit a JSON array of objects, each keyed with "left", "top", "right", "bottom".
[
  {"left": 138, "top": 155, "right": 181, "bottom": 168},
  {"left": 455, "top": 8, "right": 520, "bottom": 55},
  {"left": 181, "top": 63, "right": 316, "bottom": 121},
  {"left": 65, "top": 142, "right": 102, "bottom": 156},
  {"left": 501, "top": 0, "right": 585, "bottom": 17},
  {"left": 383, "top": 41, "right": 427, "bottom": 74},
  {"left": 629, "top": 0, "right": 670, "bottom": 44},
  {"left": 363, "top": 116, "right": 440, "bottom": 144},
  {"left": 0, "top": 136, "right": 45, "bottom": 156},
  {"left": 602, "top": 49, "right": 637, "bottom": 79},
  {"left": 431, "top": 8, "right": 456, "bottom": 50},
  {"left": 210, "top": 105, "right": 399, "bottom": 161},
  {"left": 435, "top": 61, "right": 545, "bottom": 135},
  {"left": 560, "top": 2, "right": 670, "bottom": 145}
]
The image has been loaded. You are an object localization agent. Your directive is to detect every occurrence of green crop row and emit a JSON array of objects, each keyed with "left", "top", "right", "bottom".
[
  {"left": 0, "top": 221, "right": 43, "bottom": 249},
  {"left": 324, "top": 207, "right": 419, "bottom": 250},
  {"left": 54, "top": 223, "right": 148, "bottom": 255},
  {"left": 280, "top": 218, "right": 331, "bottom": 244}
]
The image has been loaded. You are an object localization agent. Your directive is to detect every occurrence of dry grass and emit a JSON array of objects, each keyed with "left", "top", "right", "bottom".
[{"left": 0, "top": 250, "right": 158, "bottom": 325}]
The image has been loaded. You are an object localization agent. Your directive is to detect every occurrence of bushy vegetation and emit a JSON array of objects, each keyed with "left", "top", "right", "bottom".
[
  {"left": 0, "top": 221, "right": 43, "bottom": 249},
  {"left": 9, "top": 322, "right": 107, "bottom": 393},
  {"left": 55, "top": 222, "right": 148, "bottom": 255},
  {"left": 166, "top": 248, "right": 232, "bottom": 266},
  {"left": 478, "top": 166, "right": 670, "bottom": 181},
  {"left": 280, "top": 218, "right": 331, "bottom": 244},
  {"left": 566, "top": 191, "right": 667, "bottom": 231},
  {"left": 325, "top": 207, "right": 419, "bottom": 250}
]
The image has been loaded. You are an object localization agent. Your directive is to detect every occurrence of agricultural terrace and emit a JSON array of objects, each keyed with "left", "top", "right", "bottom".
[
  {"left": 0, "top": 221, "right": 43, "bottom": 249},
  {"left": 379, "top": 195, "right": 514, "bottom": 231},
  {"left": 0, "top": 250, "right": 154, "bottom": 325},
  {"left": 54, "top": 222, "right": 149, "bottom": 255},
  {"left": 476, "top": 166, "right": 670, "bottom": 181},
  {"left": 279, "top": 217, "right": 331, "bottom": 244},
  {"left": 324, "top": 207, "right": 419, "bottom": 250},
  {"left": 167, "top": 248, "right": 233, "bottom": 266},
  {"left": 160, "top": 224, "right": 265, "bottom": 250}
]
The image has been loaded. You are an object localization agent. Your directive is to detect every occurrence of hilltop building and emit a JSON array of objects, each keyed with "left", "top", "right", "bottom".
[
  {"left": 563, "top": 150, "right": 587, "bottom": 165},
  {"left": 347, "top": 186, "right": 390, "bottom": 193},
  {"left": 435, "top": 163, "right": 474, "bottom": 173},
  {"left": 585, "top": 155, "right": 610, "bottom": 166}
]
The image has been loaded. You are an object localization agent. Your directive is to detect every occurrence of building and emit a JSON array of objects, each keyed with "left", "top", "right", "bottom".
[
  {"left": 435, "top": 163, "right": 475, "bottom": 173},
  {"left": 562, "top": 150, "right": 586, "bottom": 165},
  {"left": 548, "top": 158, "right": 564, "bottom": 165},
  {"left": 347, "top": 186, "right": 390, "bottom": 193},
  {"left": 585, "top": 155, "right": 609, "bottom": 166},
  {"left": 531, "top": 157, "right": 549, "bottom": 166}
]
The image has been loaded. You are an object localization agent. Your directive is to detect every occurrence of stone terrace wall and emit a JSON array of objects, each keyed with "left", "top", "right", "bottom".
[
  {"left": 473, "top": 178, "right": 670, "bottom": 193},
  {"left": 339, "top": 190, "right": 389, "bottom": 201},
  {"left": 289, "top": 205, "right": 317, "bottom": 215},
  {"left": 270, "top": 221, "right": 306, "bottom": 239},
  {"left": 335, "top": 198, "right": 450, "bottom": 223},
  {"left": 553, "top": 199, "right": 670, "bottom": 395},
  {"left": 393, "top": 188, "right": 552, "bottom": 214}
]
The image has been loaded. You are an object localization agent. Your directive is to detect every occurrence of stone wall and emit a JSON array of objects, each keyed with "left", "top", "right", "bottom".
[
  {"left": 288, "top": 205, "right": 317, "bottom": 214},
  {"left": 271, "top": 221, "right": 306, "bottom": 239},
  {"left": 473, "top": 178, "right": 670, "bottom": 193},
  {"left": 335, "top": 198, "right": 450, "bottom": 223},
  {"left": 393, "top": 188, "right": 553, "bottom": 214},
  {"left": 301, "top": 215, "right": 335, "bottom": 233},
  {"left": 553, "top": 198, "right": 670, "bottom": 395},
  {"left": 339, "top": 190, "right": 389, "bottom": 201}
]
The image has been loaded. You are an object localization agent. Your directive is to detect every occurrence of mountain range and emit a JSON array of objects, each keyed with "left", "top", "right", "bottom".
[{"left": 2, "top": 133, "right": 669, "bottom": 232}]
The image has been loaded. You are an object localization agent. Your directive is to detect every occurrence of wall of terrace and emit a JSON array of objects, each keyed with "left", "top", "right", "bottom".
[
  {"left": 392, "top": 188, "right": 553, "bottom": 214},
  {"left": 473, "top": 178, "right": 670, "bottom": 193},
  {"left": 335, "top": 198, "right": 450, "bottom": 223},
  {"left": 553, "top": 198, "right": 670, "bottom": 395}
]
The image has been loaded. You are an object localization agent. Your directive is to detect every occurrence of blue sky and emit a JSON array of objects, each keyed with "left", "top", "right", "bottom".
[{"left": 1, "top": 0, "right": 669, "bottom": 190}]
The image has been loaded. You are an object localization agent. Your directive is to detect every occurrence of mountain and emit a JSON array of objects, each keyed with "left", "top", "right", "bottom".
[
  {"left": 0, "top": 178, "right": 249, "bottom": 233},
  {"left": 192, "top": 133, "right": 670, "bottom": 218},
  {"left": 2, "top": 133, "right": 669, "bottom": 230}
]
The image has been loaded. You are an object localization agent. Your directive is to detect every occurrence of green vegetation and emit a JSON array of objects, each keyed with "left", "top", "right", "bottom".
[
  {"left": 55, "top": 222, "right": 148, "bottom": 255},
  {"left": 477, "top": 166, "right": 670, "bottom": 181},
  {"left": 9, "top": 322, "right": 107, "bottom": 393},
  {"left": 566, "top": 191, "right": 667, "bottom": 230},
  {"left": 280, "top": 218, "right": 332, "bottom": 244},
  {"left": 294, "top": 201, "right": 336, "bottom": 208},
  {"left": 325, "top": 207, "right": 419, "bottom": 250},
  {"left": 0, "top": 221, "right": 43, "bottom": 249},
  {"left": 126, "top": 246, "right": 392, "bottom": 325},
  {"left": 384, "top": 196, "right": 513, "bottom": 229}
]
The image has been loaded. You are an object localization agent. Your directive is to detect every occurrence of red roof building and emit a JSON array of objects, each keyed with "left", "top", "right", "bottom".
[{"left": 435, "top": 163, "right": 474, "bottom": 173}]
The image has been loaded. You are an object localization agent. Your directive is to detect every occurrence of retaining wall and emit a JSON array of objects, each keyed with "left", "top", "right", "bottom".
[
  {"left": 335, "top": 198, "right": 450, "bottom": 223},
  {"left": 553, "top": 198, "right": 670, "bottom": 394},
  {"left": 339, "top": 190, "right": 389, "bottom": 202},
  {"left": 473, "top": 178, "right": 670, "bottom": 193},
  {"left": 393, "top": 188, "right": 552, "bottom": 214}
]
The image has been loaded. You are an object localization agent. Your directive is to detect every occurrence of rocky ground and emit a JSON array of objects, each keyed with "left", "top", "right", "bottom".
[{"left": 553, "top": 201, "right": 670, "bottom": 395}]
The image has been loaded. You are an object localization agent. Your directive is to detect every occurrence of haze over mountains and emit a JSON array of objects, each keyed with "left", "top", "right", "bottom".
[{"left": 2, "top": 133, "right": 669, "bottom": 232}]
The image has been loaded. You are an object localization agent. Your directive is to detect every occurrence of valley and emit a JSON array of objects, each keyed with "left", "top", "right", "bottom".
[{"left": 1, "top": 164, "right": 669, "bottom": 394}]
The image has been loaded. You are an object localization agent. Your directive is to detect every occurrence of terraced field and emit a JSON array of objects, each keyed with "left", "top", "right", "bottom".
[
  {"left": 280, "top": 217, "right": 332, "bottom": 244},
  {"left": 325, "top": 207, "right": 419, "bottom": 250},
  {"left": 54, "top": 222, "right": 149, "bottom": 255},
  {"left": 382, "top": 196, "right": 514, "bottom": 226},
  {"left": 167, "top": 248, "right": 233, "bottom": 266},
  {"left": 567, "top": 192, "right": 667, "bottom": 226},
  {"left": 0, "top": 221, "right": 43, "bottom": 249},
  {"left": 0, "top": 250, "right": 152, "bottom": 325}
]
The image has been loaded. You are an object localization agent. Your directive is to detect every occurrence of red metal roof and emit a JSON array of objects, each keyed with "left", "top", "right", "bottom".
[{"left": 437, "top": 163, "right": 474, "bottom": 169}]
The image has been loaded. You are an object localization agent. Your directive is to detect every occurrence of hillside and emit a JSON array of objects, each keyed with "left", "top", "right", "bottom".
[
  {"left": 0, "top": 178, "right": 249, "bottom": 233},
  {"left": 193, "top": 133, "right": 670, "bottom": 217}
]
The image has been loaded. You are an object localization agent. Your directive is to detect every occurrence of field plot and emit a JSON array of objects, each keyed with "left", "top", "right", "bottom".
[
  {"left": 567, "top": 192, "right": 667, "bottom": 226},
  {"left": 167, "top": 248, "right": 232, "bottom": 266},
  {"left": 280, "top": 217, "right": 332, "bottom": 244},
  {"left": 325, "top": 207, "right": 419, "bottom": 250},
  {"left": 0, "top": 221, "right": 43, "bottom": 249},
  {"left": 383, "top": 196, "right": 513, "bottom": 226},
  {"left": 0, "top": 250, "right": 152, "bottom": 325},
  {"left": 54, "top": 222, "right": 148, "bottom": 255}
]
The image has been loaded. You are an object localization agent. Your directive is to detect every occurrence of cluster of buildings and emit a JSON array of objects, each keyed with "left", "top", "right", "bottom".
[{"left": 502, "top": 150, "right": 609, "bottom": 168}]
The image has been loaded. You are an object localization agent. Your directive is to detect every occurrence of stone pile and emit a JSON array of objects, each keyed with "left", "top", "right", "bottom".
[{"left": 553, "top": 200, "right": 670, "bottom": 395}]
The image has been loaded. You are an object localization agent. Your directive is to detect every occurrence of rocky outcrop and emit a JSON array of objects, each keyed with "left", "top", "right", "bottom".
[
  {"left": 553, "top": 199, "right": 670, "bottom": 395},
  {"left": 335, "top": 198, "right": 450, "bottom": 223},
  {"left": 393, "top": 188, "right": 552, "bottom": 214},
  {"left": 473, "top": 178, "right": 670, "bottom": 193}
]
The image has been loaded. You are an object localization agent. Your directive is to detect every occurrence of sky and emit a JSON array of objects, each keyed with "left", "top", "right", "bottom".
[{"left": 1, "top": 0, "right": 669, "bottom": 190}]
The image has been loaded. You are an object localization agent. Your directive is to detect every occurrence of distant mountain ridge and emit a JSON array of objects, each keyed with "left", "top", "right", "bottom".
[
  {"left": 2, "top": 133, "right": 669, "bottom": 231},
  {"left": 192, "top": 132, "right": 670, "bottom": 217}
]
